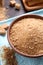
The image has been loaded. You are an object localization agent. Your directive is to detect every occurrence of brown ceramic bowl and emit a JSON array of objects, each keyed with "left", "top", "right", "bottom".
[{"left": 7, "top": 14, "right": 43, "bottom": 58}]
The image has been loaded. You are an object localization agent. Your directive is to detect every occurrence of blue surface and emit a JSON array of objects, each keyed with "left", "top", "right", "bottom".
[{"left": 0, "top": 9, "right": 43, "bottom": 65}]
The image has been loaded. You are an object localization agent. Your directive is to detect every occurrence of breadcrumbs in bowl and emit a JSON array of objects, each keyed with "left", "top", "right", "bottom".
[{"left": 8, "top": 14, "right": 43, "bottom": 57}]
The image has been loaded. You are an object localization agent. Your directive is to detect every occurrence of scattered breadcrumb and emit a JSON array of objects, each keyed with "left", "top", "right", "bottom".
[
  {"left": 0, "top": 7, "right": 9, "bottom": 21},
  {"left": 10, "top": 0, "right": 16, "bottom": 7},
  {"left": 15, "top": 3, "right": 20, "bottom": 10},
  {"left": 0, "top": 28, "right": 6, "bottom": 35},
  {"left": 1, "top": 24, "right": 9, "bottom": 30},
  {"left": 0, "top": 46, "right": 17, "bottom": 65},
  {"left": 0, "top": 23, "right": 9, "bottom": 35},
  {"left": 0, "top": 0, "right": 9, "bottom": 21}
]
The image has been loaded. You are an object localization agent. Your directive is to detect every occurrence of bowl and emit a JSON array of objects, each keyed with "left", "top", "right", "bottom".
[{"left": 7, "top": 14, "right": 43, "bottom": 58}]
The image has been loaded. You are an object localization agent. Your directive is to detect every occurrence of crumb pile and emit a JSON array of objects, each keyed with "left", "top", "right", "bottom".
[
  {"left": 0, "top": 8, "right": 9, "bottom": 21},
  {"left": 10, "top": 18, "right": 43, "bottom": 55},
  {"left": 0, "top": 24, "right": 9, "bottom": 35},
  {"left": 0, "top": 46, "right": 17, "bottom": 65}
]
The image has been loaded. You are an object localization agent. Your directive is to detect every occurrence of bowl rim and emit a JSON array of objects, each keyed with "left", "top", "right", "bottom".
[{"left": 7, "top": 14, "right": 43, "bottom": 58}]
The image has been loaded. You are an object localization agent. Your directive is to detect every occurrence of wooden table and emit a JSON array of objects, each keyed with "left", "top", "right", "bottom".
[{"left": 4, "top": 0, "right": 27, "bottom": 18}]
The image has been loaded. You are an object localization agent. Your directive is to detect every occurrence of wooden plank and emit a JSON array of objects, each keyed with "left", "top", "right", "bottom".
[
  {"left": 0, "top": 0, "right": 4, "bottom": 7},
  {"left": 22, "top": 0, "right": 43, "bottom": 11},
  {"left": 26, "top": 0, "right": 43, "bottom": 6}
]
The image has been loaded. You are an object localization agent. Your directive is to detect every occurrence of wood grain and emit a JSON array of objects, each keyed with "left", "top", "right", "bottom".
[{"left": 22, "top": 0, "right": 43, "bottom": 11}]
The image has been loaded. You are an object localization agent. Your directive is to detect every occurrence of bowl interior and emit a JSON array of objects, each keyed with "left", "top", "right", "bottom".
[{"left": 7, "top": 14, "right": 43, "bottom": 58}]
